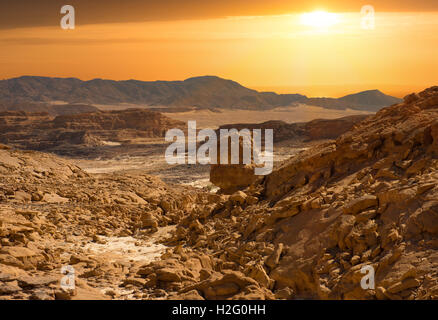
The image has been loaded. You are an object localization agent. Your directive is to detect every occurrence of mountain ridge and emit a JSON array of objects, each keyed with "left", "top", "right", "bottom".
[{"left": 0, "top": 75, "right": 402, "bottom": 112}]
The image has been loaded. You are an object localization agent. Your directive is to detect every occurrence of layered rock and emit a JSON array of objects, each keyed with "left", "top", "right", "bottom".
[
  {"left": 1, "top": 86, "right": 438, "bottom": 300},
  {"left": 0, "top": 109, "right": 185, "bottom": 152}
]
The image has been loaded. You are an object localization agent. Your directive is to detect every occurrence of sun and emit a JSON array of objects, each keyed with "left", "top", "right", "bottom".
[{"left": 300, "top": 10, "right": 340, "bottom": 29}]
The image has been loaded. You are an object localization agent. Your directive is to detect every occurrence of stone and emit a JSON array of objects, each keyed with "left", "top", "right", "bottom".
[
  {"left": 343, "top": 195, "right": 378, "bottom": 215},
  {"left": 55, "top": 288, "right": 76, "bottom": 300},
  {"left": 14, "top": 191, "right": 32, "bottom": 203},
  {"left": 122, "top": 277, "right": 147, "bottom": 287},
  {"left": 1, "top": 86, "right": 438, "bottom": 301},
  {"left": 177, "top": 289, "right": 204, "bottom": 300},
  {"left": 265, "top": 243, "right": 283, "bottom": 269},
  {"left": 31, "top": 191, "right": 44, "bottom": 202},
  {"left": 141, "top": 212, "right": 158, "bottom": 229},
  {"left": 210, "top": 164, "right": 258, "bottom": 194}
]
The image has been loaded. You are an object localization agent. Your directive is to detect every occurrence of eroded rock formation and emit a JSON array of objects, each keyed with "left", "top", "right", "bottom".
[{"left": 0, "top": 109, "right": 185, "bottom": 153}]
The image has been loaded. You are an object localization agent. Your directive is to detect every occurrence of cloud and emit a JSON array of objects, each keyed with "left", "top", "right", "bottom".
[{"left": 1, "top": 0, "right": 438, "bottom": 30}]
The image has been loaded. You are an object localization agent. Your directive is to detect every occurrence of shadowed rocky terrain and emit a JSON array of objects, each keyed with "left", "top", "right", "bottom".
[
  {"left": 1, "top": 86, "right": 438, "bottom": 300},
  {"left": 0, "top": 102, "right": 100, "bottom": 116}
]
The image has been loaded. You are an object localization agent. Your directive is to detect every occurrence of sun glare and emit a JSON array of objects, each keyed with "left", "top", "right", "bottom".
[{"left": 300, "top": 10, "right": 339, "bottom": 29}]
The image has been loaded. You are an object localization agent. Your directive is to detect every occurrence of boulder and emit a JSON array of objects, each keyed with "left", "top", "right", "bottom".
[{"left": 343, "top": 195, "right": 378, "bottom": 215}]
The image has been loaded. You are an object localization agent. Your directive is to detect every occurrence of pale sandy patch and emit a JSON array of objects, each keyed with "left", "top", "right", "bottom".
[
  {"left": 163, "top": 104, "right": 373, "bottom": 128},
  {"left": 83, "top": 226, "right": 175, "bottom": 264}
]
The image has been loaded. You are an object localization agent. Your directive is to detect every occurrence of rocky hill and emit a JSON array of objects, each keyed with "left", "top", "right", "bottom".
[
  {"left": 306, "top": 90, "right": 402, "bottom": 112},
  {"left": 170, "top": 86, "right": 438, "bottom": 300},
  {"left": 211, "top": 115, "right": 369, "bottom": 193},
  {"left": 0, "top": 76, "right": 401, "bottom": 111},
  {"left": 0, "top": 144, "right": 203, "bottom": 299}
]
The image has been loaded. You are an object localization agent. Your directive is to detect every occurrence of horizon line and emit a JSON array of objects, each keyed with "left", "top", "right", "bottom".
[{"left": 0, "top": 74, "right": 411, "bottom": 99}]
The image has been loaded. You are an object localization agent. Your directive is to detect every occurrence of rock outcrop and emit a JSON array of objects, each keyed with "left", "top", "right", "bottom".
[
  {"left": 217, "top": 115, "right": 369, "bottom": 143},
  {"left": 211, "top": 115, "right": 368, "bottom": 193},
  {"left": 0, "top": 109, "right": 185, "bottom": 152}
]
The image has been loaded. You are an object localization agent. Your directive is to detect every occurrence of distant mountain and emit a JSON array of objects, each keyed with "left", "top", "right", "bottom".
[
  {"left": 306, "top": 90, "right": 403, "bottom": 112},
  {"left": 0, "top": 76, "right": 402, "bottom": 112}
]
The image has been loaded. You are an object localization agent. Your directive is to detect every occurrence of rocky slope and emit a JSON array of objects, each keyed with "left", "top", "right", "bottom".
[
  {"left": 0, "top": 76, "right": 401, "bottom": 111},
  {"left": 1, "top": 86, "right": 437, "bottom": 300},
  {"left": 163, "top": 86, "right": 438, "bottom": 300}
]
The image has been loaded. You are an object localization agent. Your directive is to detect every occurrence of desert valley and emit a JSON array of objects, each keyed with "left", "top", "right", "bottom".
[{"left": 1, "top": 75, "right": 438, "bottom": 300}]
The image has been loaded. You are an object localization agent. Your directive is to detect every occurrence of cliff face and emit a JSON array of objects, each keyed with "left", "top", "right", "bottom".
[{"left": 0, "top": 109, "right": 185, "bottom": 152}]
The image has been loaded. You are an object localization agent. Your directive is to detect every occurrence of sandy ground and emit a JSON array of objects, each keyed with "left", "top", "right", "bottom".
[{"left": 163, "top": 104, "right": 372, "bottom": 128}]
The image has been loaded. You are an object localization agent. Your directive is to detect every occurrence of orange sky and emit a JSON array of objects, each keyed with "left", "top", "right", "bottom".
[{"left": 1, "top": 2, "right": 438, "bottom": 97}]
